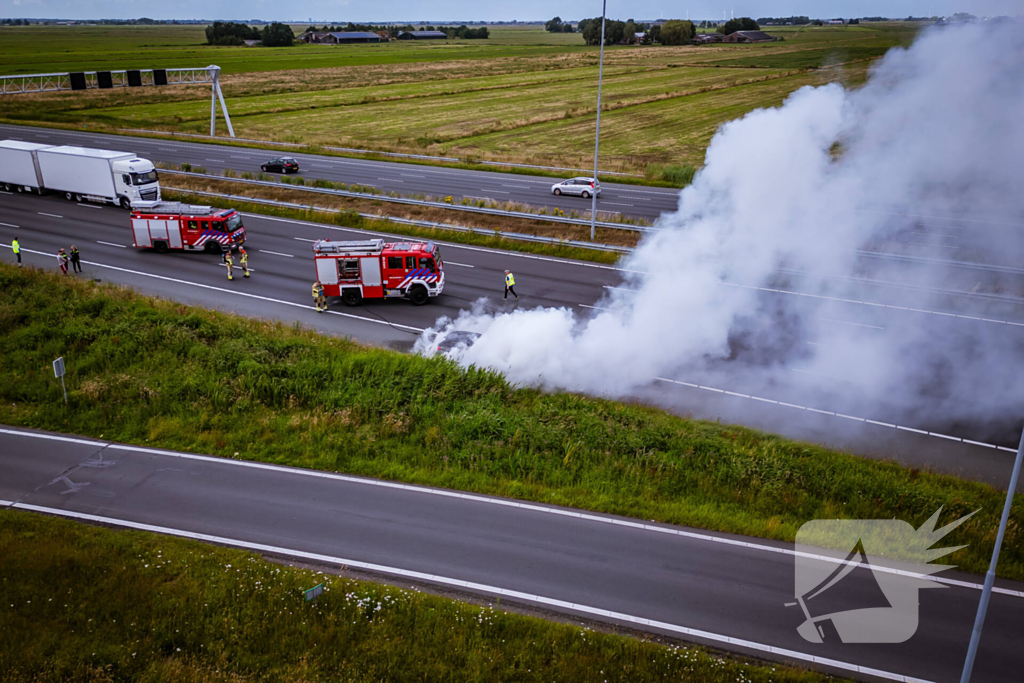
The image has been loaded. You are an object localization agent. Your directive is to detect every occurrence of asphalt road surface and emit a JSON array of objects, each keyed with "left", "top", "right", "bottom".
[
  {"left": 0, "top": 124, "right": 682, "bottom": 222},
  {"left": 1, "top": 426, "right": 1022, "bottom": 683},
  {"left": 1, "top": 188, "right": 1023, "bottom": 491}
]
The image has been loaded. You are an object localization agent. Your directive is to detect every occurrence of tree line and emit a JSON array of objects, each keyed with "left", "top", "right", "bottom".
[
  {"left": 205, "top": 21, "right": 294, "bottom": 47},
  {"left": 571, "top": 18, "right": 697, "bottom": 46}
]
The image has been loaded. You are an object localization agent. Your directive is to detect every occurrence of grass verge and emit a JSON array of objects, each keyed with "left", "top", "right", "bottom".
[
  {"left": 0, "top": 264, "right": 1021, "bottom": 581},
  {"left": 158, "top": 187, "right": 627, "bottom": 264},
  {"left": 1, "top": 510, "right": 835, "bottom": 682}
]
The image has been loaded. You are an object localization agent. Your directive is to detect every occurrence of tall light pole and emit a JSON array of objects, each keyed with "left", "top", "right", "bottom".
[
  {"left": 959, "top": 427, "right": 1024, "bottom": 681},
  {"left": 589, "top": 1, "right": 607, "bottom": 241}
]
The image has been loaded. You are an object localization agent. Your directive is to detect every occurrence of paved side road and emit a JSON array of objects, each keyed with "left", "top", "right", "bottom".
[
  {"left": 1, "top": 426, "right": 1022, "bottom": 683},
  {"left": 0, "top": 123, "right": 682, "bottom": 222}
]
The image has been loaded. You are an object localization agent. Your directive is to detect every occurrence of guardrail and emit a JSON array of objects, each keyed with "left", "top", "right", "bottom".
[
  {"left": 160, "top": 169, "right": 656, "bottom": 233},
  {"left": 125, "top": 127, "right": 642, "bottom": 176},
  {"left": 165, "top": 188, "right": 634, "bottom": 255}
]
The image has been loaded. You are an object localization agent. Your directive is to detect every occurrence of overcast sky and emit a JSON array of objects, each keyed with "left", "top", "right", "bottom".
[{"left": 0, "top": 0, "right": 1019, "bottom": 21}]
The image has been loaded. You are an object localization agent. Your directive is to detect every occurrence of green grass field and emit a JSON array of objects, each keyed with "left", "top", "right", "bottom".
[
  {"left": 0, "top": 509, "right": 836, "bottom": 682},
  {"left": 1, "top": 263, "right": 1020, "bottom": 582},
  {"left": 0, "top": 23, "right": 919, "bottom": 173}
]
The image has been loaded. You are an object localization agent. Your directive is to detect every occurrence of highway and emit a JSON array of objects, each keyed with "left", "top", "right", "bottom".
[
  {"left": 2, "top": 426, "right": 1022, "bottom": 683},
  {"left": 0, "top": 123, "right": 681, "bottom": 222},
  {"left": 2, "top": 187, "right": 1024, "bottom": 491}
]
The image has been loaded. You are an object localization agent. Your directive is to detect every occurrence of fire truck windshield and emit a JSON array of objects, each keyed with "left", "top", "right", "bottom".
[{"left": 224, "top": 214, "right": 243, "bottom": 231}]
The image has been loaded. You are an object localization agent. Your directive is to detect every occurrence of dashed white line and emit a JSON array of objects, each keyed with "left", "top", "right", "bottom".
[
  {"left": 400, "top": 173, "right": 426, "bottom": 178},
  {"left": 206, "top": 159, "right": 226, "bottom": 163},
  {"left": 818, "top": 317, "right": 884, "bottom": 330},
  {"left": 904, "top": 242, "right": 959, "bottom": 249},
  {"left": 602, "top": 202, "right": 634, "bottom": 207},
  {"left": 0, "top": 190, "right": 12, "bottom": 195},
  {"left": 76, "top": 203, "right": 103, "bottom": 209},
  {"left": 38, "top": 212, "right": 62, "bottom": 218},
  {"left": 258, "top": 249, "right": 294, "bottom": 258},
  {"left": 444, "top": 261, "right": 474, "bottom": 268},
  {"left": 96, "top": 241, "right": 126, "bottom": 248},
  {"left": 654, "top": 377, "right": 1018, "bottom": 453},
  {"left": 487, "top": 190, "right": 511, "bottom": 194},
  {"left": 0, "top": 221, "right": 18, "bottom": 228},
  {"left": 377, "top": 178, "right": 405, "bottom": 183},
  {"left": 502, "top": 184, "right": 532, "bottom": 189}
]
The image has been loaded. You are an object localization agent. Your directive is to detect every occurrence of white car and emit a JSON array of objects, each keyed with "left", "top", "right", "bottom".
[{"left": 551, "top": 177, "right": 602, "bottom": 198}]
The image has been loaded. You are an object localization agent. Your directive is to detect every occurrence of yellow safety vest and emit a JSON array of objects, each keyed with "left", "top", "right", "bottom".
[
  {"left": 240, "top": 252, "right": 248, "bottom": 265},
  {"left": 11, "top": 240, "right": 19, "bottom": 254},
  {"left": 224, "top": 254, "right": 233, "bottom": 264},
  {"left": 505, "top": 273, "right": 515, "bottom": 286},
  {"left": 312, "top": 283, "right": 323, "bottom": 297}
]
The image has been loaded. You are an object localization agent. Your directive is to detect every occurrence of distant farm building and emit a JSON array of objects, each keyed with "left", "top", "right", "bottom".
[
  {"left": 302, "top": 31, "right": 381, "bottom": 44},
  {"left": 397, "top": 30, "right": 448, "bottom": 40},
  {"left": 242, "top": 39, "right": 261, "bottom": 47},
  {"left": 723, "top": 30, "right": 777, "bottom": 43},
  {"left": 692, "top": 33, "right": 724, "bottom": 44}
]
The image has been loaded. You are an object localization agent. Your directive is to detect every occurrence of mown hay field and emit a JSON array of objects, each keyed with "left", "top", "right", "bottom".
[{"left": 0, "top": 23, "right": 919, "bottom": 173}]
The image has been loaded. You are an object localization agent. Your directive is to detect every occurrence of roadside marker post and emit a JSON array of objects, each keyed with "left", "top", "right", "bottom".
[
  {"left": 52, "top": 357, "right": 67, "bottom": 404},
  {"left": 304, "top": 583, "right": 324, "bottom": 602}
]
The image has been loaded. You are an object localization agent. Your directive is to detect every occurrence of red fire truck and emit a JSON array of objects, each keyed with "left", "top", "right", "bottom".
[
  {"left": 130, "top": 202, "right": 246, "bottom": 253},
  {"left": 313, "top": 238, "right": 445, "bottom": 306}
]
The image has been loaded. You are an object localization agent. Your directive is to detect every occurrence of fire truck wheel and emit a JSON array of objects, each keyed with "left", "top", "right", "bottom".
[
  {"left": 342, "top": 289, "right": 362, "bottom": 306},
  {"left": 154, "top": 241, "right": 169, "bottom": 253},
  {"left": 408, "top": 285, "right": 429, "bottom": 306},
  {"left": 205, "top": 242, "right": 223, "bottom": 255},
  {"left": 581, "top": 190, "right": 591, "bottom": 199}
]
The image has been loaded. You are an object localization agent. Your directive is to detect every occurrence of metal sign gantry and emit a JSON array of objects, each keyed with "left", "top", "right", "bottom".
[{"left": 0, "top": 65, "right": 235, "bottom": 137}]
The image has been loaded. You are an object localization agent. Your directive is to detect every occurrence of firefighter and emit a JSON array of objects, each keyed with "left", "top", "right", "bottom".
[
  {"left": 504, "top": 270, "right": 518, "bottom": 300},
  {"left": 222, "top": 249, "right": 234, "bottom": 281},
  {"left": 238, "top": 247, "right": 250, "bottom": 278},
  {"left": 69, "top": 245, "right": 81, "bottom": 274},
  {"left": 312, "top": 280, "right": 326, "bottom": 312},
  {"left": 57, "top": 248, "right": 69, "bottom": 276},
  {"left": 11, "top": 237, "right": 20, "bottom": 266}
]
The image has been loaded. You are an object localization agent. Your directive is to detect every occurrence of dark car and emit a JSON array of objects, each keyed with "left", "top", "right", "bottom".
[
  {"left": 436, "top": 331, "right": 481, "bottom": 356},
  {"left": 261, "top": 157, "right": 300, "bottom": 174}
]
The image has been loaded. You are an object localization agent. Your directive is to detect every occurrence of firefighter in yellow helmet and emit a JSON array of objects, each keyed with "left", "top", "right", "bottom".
[
  {"left": 239, "top": 247, "right": 250, "bottom": 278},
  {"left": 312, "top": 280, "right": 326, "bottom": 312},
  {"left": 504, "top": 270, "right": 518, "bottom": 300},
  {"left": 222, "top": 249, "right": 234, "bottom": 281}
]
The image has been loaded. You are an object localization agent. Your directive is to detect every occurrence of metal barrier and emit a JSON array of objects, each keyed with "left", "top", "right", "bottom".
[
  {"left": 163, "top": 187, "right": 634, "bottom": 254},
  {"left": 160, "top": 169, "right": 656, "bottom": 233}
]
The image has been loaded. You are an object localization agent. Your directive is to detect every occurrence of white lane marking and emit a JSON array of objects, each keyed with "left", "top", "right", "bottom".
[
  {"left": 76, "top": 203, "right": 103, "bottom": 209},
  {"left": 904, "top": 242, "right": 959, "bottom": 249},
  {"left": 258, "top": 249, "right": 294, "bottom": 258},
  {"left": 3, "top": 245, "right": 423, "bottom": 334},
  {"left": 502, "top": 184, "right": 531, "bottom": 189},
  {"left": 0, "top": 222, "right": 19, "bottom": 228},
  {"left": 444, "top": 261, "right": 474, "bottom": 268},
  {"left": 400, "top": 173, "right": 425, "bottom": 178},
  {"left": 96, "top": 241, "right": 126, "bottom": 248},
  {"left": 377, "top": 178, "right": 404, "bottom": 183},
  {"left": 38, "top": 212, "right": 63, "bottom": 218},
  {"left": 818, "top": 317, "right": 884, "bottom": 330},
  {"left": 0, "top": 190, "right": 12, "bottom": 195},
  {"left": 486, "top": 190, "right": 511, "bottom": 194},
  {"left": 857, "top": 208, "right": 1024, "bottom": 228},
  {"left": 0, "top": 499, "right": 946, "bottom": 682},
  {"left": 580, "top": 303, "right": 612, "bottom": 311},
  {"left": 602, "top": 202, "right": 634, "bottom": 207},
  {"left": 206, "top": 159, "right": 226, "bottom": 163},
  {"left": 910, "top": 231, "right": 960, "bottom": 239},
  {"left": 3, "top": 425, "right": 1020, "bottom": 602},
  {"left": 249, "top": 213, "right": 640, "bottom": 274},
  {"left": 230, "top": 155, "right": 250, "bottom": 159},
  {"left": 654, "top": 377, "right": 1019, "bottom": 456}
]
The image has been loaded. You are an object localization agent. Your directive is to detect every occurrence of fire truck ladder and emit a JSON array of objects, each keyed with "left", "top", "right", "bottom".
[{"left": 0, "top": 66, "right": 235, "bottom": 138}]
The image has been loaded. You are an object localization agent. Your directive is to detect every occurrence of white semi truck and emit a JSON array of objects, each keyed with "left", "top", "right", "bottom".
[{"left": 0, "top": 140, "right": 160, "bottom": 209}]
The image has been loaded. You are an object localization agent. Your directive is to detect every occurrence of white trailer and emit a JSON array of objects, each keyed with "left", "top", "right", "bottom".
[{"left": 0, "top": 140, "right": 160, "bottom": 209}]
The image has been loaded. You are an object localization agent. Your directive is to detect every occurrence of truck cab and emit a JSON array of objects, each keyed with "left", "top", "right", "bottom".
[{"left": 112, "top": 158, "right": 161, "bottom": 206}]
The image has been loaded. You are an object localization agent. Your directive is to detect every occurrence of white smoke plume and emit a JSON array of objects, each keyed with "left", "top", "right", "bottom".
[{"left": 419, "top": 21, "right": 1024, "bottom": 435}]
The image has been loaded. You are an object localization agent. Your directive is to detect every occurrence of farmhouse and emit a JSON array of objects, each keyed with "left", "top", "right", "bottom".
[
  {"left": 398, "top": 30, "right": 448, "bottom": 40},
  {"left": 693, "top": 33, "right": 724, "bottom": 44},
  {"left": 723, "top": 30, "right": 777, "bottom": 43}
]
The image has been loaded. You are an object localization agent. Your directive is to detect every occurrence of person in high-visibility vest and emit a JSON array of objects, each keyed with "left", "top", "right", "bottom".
[
  {"left": 312, "top": 280, "right": 326, "bottom": 312},
  {"left": 223, "top": 250, "right": 234, "bottom": 281},
  {"left": 504, "top": 270, "right": 518, "bottom": 300},
  {"left": 238, "top": 247, "right": 250, "bottom": 278},
  {"left": 69, "top": 245, "right": 81, "bottom": 274},
  {"left": 11, "top": 237, "right": 20, "bottom": 266}
]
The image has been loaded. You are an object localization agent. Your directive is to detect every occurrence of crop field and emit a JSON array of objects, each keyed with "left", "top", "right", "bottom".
[{"left": 0, "top": 23, "right": 919, "bottom": 173}]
